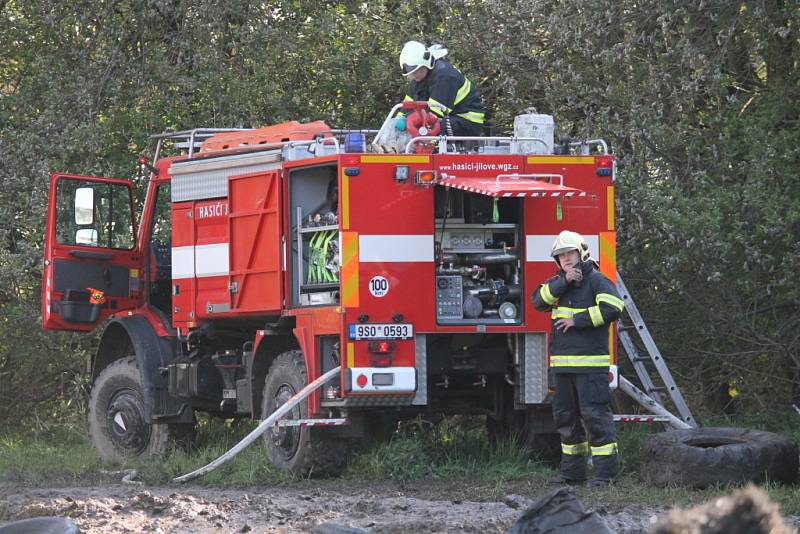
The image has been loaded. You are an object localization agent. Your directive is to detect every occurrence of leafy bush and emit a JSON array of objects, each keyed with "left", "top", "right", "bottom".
[{"left": 1, "top": 1, "right": 797, "bottom": 423}]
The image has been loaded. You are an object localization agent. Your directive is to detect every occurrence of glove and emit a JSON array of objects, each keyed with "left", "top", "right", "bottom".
[{"left": 395, "top": 116, "right": 407, "bottom": 131}]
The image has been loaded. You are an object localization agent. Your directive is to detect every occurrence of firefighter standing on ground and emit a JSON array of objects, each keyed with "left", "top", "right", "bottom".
[
  {"left": 532, "top": 231, "right": 625, "bottom": 487},
  {"left": 395, "top": 40, "right": 485, "bottom": 137}
]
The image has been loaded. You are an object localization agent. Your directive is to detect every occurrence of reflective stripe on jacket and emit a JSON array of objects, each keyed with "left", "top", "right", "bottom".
[
  {"left": 405, "top": 59, "right": 485, "bottom": 124},
  {"left": 531, "top": 262, "right": 624, "bottom": 373}
]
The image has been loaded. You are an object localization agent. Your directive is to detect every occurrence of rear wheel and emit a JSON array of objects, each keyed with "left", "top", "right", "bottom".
[
  {"left": 261, "top": 350, "right": 348, "bottom": 476},
  {"left": 88, "top": 357, "right": 192, "bottom": 462}
]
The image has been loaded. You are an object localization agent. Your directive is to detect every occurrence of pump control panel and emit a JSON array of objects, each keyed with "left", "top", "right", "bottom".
[{"left": 436, "top": 275, "right": 463, "bottom": 320}]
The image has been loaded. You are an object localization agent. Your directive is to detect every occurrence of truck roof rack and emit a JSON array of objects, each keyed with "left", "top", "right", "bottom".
[
  {"left": 149, "top": 122, "right": 609, "bottom": 163},
  {"left": 151, "top": 128, "right": 251, "bottom": 162},
  {"left": 403, "top": 136, "right": 608, "bottom": 155},
  {"left": 152, "top": 127, "right": 348, "bottom": 165}
]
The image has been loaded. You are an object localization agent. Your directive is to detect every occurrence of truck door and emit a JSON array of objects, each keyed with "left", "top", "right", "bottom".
[{"left": 42, "top": 174, "right": 142, "bottom": 331}]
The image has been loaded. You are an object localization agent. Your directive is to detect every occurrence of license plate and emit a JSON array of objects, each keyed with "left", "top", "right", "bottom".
[{"left": 348, "top": 323, "right": 414, "bottom": 340}]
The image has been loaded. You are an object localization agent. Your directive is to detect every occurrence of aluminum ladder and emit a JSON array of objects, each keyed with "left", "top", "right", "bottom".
[{"left": 615, "top": 271, "right": 697, "bottom": 428}]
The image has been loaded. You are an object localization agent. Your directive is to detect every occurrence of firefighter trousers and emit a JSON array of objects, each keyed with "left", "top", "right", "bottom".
[
  {"left": 552, "top": 372, "right": 618, "bottom": 481},
  {"left": 440, "top": 115, "right": 482, "bottom": 137}
]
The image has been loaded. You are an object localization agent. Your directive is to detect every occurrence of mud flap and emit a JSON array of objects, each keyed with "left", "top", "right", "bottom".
[{"left": 94, "top": 315, "right": 192, "bottom": 424}]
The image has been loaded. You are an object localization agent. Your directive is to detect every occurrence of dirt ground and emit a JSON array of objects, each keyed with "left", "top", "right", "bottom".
[
  {"left": 0, "top": 478, "right": 671, "bottom": 534},
  {"left": 1, "top": 479, "right": 797, "bottom": 533}
]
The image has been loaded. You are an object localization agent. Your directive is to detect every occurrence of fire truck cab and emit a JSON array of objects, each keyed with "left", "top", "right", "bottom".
[{"left": 42, "top": 109, "right": 617, "bottom": 474}]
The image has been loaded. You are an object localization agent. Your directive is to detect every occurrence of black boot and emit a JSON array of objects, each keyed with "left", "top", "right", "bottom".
[
  {"left": 551, "top": 453, "right": 587, "bottom": 484},
  {"left": 547, "top": 473, "right": 585, "bottom": 486},
  {"left": 586, "top": 478, "right": 614, "bottom": 488},
  {"left": 592, "top": 453, "right": 617, "bottom": 476}
]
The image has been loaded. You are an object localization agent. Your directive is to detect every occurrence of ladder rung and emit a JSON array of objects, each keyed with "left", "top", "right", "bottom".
[{"left": 616, "top": 271, "right": 696, "bottom": 427}]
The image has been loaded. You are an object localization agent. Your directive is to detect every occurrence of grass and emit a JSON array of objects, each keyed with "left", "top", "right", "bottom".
[
  {"left": 0, "top": 425, "right": 102, "bottom": 486},
  {"left": 1, "top": 411, "right": 799, "bottom": 517},
  {"left": 347, "top": 417, "right": 553, "bottom": 481}
]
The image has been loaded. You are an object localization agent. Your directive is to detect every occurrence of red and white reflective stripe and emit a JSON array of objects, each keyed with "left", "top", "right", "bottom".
[
  {"left": 500, "top": 191, "right": 587, "bottom": 198},
  {"left": 276, "top": 418, "right": 349, "bottom": 427},
  {"left": 440, "top": 181, "right": 587, "bottom": 198},
  {"left": 359, "top": 235, "right": 434, "bottom": 263},
  {"left": 613, "top": 415, "right": 671, "bottom": 423},
  {"left": 172, "top": 243, "right": 230, "bottom": 279}
]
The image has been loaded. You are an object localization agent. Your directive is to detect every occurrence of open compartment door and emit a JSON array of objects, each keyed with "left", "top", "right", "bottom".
[
  {"left": 42, "top": 174, "right": 142, "bottom": 331},
  {"left": 431, "top": 173, "right": 577, "bottom": 326},
  {"left": 228, "top": 168, "right": 283, "bottom": 313},
  {"left": 438, "top": 173, "right": 582, "bottom": 198}
]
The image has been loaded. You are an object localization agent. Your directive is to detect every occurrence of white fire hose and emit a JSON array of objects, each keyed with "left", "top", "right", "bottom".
[{"left": 174, "top": 366, "right": 341, "bottom": 483}]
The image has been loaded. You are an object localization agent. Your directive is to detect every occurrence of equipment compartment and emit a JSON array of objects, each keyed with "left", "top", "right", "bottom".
[
  {"left": 434, "top": 189, "right": 523, "bottom": 325},
  {"left": 289, "top": 165, "right": 340, "bottom": 307}
]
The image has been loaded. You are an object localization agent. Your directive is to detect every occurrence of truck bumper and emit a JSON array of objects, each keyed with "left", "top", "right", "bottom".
[{"left": 345, "top": 366, "right": 416, "bottom": 394}]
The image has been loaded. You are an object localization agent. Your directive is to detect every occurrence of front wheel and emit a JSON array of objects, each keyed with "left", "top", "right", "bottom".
[
  {"left": 88, "top": 357, "right": 191, "bottom": 462},
  {"left": 261, "top": 350, "right": 348, "bottom": 476}
]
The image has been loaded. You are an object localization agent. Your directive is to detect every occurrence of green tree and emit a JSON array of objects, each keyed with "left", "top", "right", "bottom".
[{"left": 1, "top": 0, "right": 798, "bottom": 424}]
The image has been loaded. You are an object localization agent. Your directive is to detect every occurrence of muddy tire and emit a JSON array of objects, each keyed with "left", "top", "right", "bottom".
[
  {"left": 640, "top": 427, "right": 799, "bottom": 488},
  {"left": 261, "top": 350, "right": 348, "bottom": 476},
  {"left": 88, "top": 357, "right": 192, "bottom": 463},
  {"left": 487, "top": 412, "right": 560, "bottom": 466}
]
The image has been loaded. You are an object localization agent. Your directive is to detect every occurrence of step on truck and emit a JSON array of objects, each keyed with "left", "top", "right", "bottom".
[{"left": 41, "top": 105, "right": 618, "bottom": 474}]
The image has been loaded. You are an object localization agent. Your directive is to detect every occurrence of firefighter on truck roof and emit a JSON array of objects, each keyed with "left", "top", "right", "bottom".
[
  {"left": 395, "top": 40, "right": 485, "bottom": 137},
  {"left": 532, "top": 231, "right": 625, "bottom": 487}
]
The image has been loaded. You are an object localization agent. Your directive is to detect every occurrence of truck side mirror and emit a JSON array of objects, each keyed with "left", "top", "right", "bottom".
[
  {"left": 74, "top": 187, "right": 95, "bottom": 225},
  {"left": 75, "top": 228, "right": 99, "bottom": 246}
]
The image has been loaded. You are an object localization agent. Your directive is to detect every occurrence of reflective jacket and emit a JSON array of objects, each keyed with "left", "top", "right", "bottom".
[
  {"left": 531, "top": 261, "right": 624, "bottom": 373},
  {"left": 405, "top": 59, "right": 485, "bottom": 125}
]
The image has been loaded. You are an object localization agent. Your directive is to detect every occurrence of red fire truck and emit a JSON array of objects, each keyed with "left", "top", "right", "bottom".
[{"left": 41, "top": 107, "right": 617, "bottom": 474}]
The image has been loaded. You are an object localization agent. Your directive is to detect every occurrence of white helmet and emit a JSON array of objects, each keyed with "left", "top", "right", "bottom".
[
  {"left": 399, "top": 41, "right": 434, "bottom": 76},
  {"left": 551, "top": 230, "right": 590, "bottom": 264}
]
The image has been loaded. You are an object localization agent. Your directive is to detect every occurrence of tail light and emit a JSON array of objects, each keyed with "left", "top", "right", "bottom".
[
  {"left": 371, "top": 354, "right": 393, "bottom": 367},
  {"left": 608, "top": 364, "right": 619, "bottom": 389},
  {"left": 368, "top": 340, "right": 394, "bottom": 353},
  {"left": 595, "top": 156, "right": 614, "bottom": 177},
  {"left": 368, "top": 340, "right": 394, "bottom": 367}
]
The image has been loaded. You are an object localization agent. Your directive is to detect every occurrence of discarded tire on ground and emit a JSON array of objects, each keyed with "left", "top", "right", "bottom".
[{"left": 640, "top": 427, "right": 799, "bottom": 488}]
